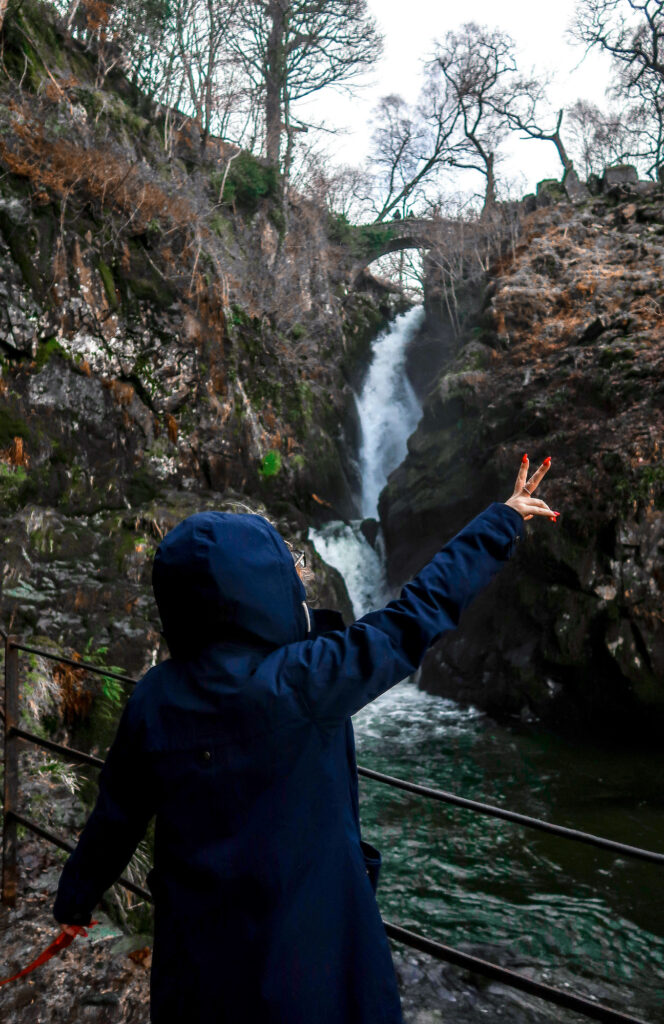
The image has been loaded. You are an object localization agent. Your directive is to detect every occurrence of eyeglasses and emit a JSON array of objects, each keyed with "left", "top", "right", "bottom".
[{"left": 292, "top": 549, "right": 306, "bottom": 570}]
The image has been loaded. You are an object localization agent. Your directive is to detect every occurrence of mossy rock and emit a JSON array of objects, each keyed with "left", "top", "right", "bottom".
[
  {"left": 0, "top": 408, "right": 31, "bottom": 448},
  {"left": 614, "top": 465, "right": 664, "bottom": 512},
  {"left": 123, "top": 244, "right": 175, "bottom": 308},
  {"left": 0, "top": 462, "right": 28, "bottom": 510},
  {"left": 286, "top": 380, "right": 314, "bottom": 438},
  {"left": 209, "top": 213, "right": 232, "bottom": 241},
  {"left": 453, "top": 341, "right": 493, "bottom": 372},
  {"left": 127, "top": 466, "right": 161, "bottom": 506},
  {"left": 97, "top": 258, "right": 120, "bottom": 310},
  {"left": 598, "top": 344, "right": 635, "bottom": 368},
  {"left": 0, "top": 208, "right": 43, "bottom": 297},
  {"left": 536, "top": 179, "right": 566, "bottom": 205},
  {"left": 35, "top": 337, "right": 67, "bottom": 370},
  {"left": 213, "top": 152, "right": 280, "bottom": 213},
  {"left": 258, "top": 449, "right": 282, "bottom": 479}
]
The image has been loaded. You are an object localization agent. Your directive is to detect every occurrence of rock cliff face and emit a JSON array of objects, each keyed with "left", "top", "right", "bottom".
[
  {"left": 380, "top": 181, "right": 664, "bottom": 736},
  {"left": 0, "top": 4, "right": 392, "bottom": 671}
]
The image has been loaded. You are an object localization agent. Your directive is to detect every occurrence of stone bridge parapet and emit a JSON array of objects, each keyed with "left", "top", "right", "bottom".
[{"left": 344, "top": 218, "right": 451, "bottom": 284}]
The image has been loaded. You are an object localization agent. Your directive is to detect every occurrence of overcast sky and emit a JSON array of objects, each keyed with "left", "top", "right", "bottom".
[{"left": 296, "top": 0, "right": 615, "bottom": 199}]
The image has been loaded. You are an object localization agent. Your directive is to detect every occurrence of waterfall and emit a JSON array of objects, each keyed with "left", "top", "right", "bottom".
[
  {"left": 355, "top": 305, "right": 424, "bottom": 519},
  {"left": 310, "top": 306, "right": 424, "bottom": 618}
]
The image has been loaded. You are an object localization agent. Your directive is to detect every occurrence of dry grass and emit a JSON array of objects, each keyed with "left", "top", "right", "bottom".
[
  {"left": 0, "top": 102, "right": 196, "bottom": 237},
  {"left": 52, "top": 658, "right": 94, "bottom": 725},
  {"left": 1, "top": 436, "right": 29, "bottom": 467}
]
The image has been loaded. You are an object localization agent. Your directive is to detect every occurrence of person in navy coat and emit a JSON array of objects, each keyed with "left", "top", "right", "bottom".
[{"left": 54, "top": 455, "right": 557, "bottom": 1023}]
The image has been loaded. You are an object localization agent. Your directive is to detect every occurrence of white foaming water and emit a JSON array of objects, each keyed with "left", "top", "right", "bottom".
[
  {"left": 310, "top": 305, "right": 424, "bottom": 619},
  {"left": 356, "top": 305, "right": 424, "bottom": 519},
  {"left": 309, "top": 519, "right": 388, "bottom": 618}
]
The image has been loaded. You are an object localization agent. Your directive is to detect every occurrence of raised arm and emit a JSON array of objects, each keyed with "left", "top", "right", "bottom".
[
  {"left": 53, "top": 699, "right": 154, "bottom": 926},
  {"left": 277, "top": 457, "right": 556, "bottom": 731}
]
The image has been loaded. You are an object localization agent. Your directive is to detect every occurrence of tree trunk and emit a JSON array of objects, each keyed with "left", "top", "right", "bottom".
[
  {"left": 265, "top": 0, "right": 289, "bottom": 167},
  {"left": 0, "top": 0, "right": 8, "bottom": 33},
  {"left": 482, "top": 152, "right": 497, "bottom": 216},
  {"left": 201, "top": 65, "right": 212, "bottom": 153},
  {"left": 552, "top": 131, "right": 573, "bottom": 173}
]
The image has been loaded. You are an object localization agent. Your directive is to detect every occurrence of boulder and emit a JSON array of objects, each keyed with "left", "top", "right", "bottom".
[
  {"left": 563, "top": 167, "right": 590, "bottom": 202},
  {"left": 535, "top": 179, "right": 566, "bottom": 207},
  {"left": 602, "top": 164, "right": 639, "bottom": 188},
  {"left": 0, "top": 197, "right": 29, "bottom": 226},
  {"left": 360, "top": 517, "right": 380, "bottom": 549}
]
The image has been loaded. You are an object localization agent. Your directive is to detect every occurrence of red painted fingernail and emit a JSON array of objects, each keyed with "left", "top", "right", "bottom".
[
  {"left": 522, "top": 453, "right": 528, "bottom": 463},
  {"left": 544, "top": 457, "right": 551, "bottom": 465}
]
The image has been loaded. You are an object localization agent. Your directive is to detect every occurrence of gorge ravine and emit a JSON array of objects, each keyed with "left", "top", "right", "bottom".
[{"left": 310, "top": 306, "right": 664, "bottom": 1024}]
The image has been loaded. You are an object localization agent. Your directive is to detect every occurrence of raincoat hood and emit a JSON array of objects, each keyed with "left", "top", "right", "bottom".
[{"left": 152, "top": 511, "right": 309, "bottom": 657}]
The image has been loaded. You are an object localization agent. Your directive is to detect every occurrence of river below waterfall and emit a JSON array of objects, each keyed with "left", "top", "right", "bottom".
[{"left": 310, "top": 307, "right": 664, "bottom": 1023}]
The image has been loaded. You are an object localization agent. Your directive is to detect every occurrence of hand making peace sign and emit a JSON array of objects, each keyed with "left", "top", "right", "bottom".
[{"left": 504, "top": 454, "right": 560, "bottom": 523}]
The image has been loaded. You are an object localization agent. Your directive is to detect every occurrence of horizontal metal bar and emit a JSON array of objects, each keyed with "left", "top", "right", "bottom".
[
  {"left": 9, "top": 641, "right": 136, "bottom": 686},
  {"left": 6, "top": 630, "right": 662, "bottom": 867},
  {"left": 11, "top": 727, "right": 105, "bottom": 769},
  {"left": 10, "top": 735, "right": 664, "bottom": 868},
  {"left": 358, "top": 766, "right": 664, "bottom": 866},
  {"left": 7, "top": 812, "right": 151, "bottom": 903},
  {"left": 8, "top": 810, "right": 650, "bottom": 1022},
  {"left": 384, "top": 920, "right": 648, "bottom": 1024}
]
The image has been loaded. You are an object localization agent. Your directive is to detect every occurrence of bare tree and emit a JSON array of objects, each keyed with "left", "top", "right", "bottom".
[
  {"left": 53, "top": 0, "right": 171, "bottom": 88},
  {"left": 289, "top": 143, "right": 371, "bottom": 219},
  {"left": 370, "top": 248, "right": 423, "bottom": 296},
  {"left": 425, "top": 201, "right": 522, "bottom": 342},
  {"left": 367, "top": 25, "right": 537, "bottom": 222},
  {"left": 231, "top": 0, "right": 383, "bottom": 172},
  {"left": 572, "top": 0, "right": 664, "bottom": 174},
  {"left": 369, "top": 91, "right": 458, "bottom": 222},
  {"left": 50, "top": 0, "right": 256, "bottom": 153},
  {"left": 501, "top": 77, "right": 575, "bottom": 173},
  {"left": 566, "top": 98, "right": 639, "bottom": 176},
  {"left": 573, "top": 0, "right": 664, "bottom": 78},
  {"left": 627, "top": 74, "right": 664, "bottom": 173},
  {"left": 168, "top": 0, "right": 243, "bottom": 151},
  {"left": 430, "top": 24, "right": 521, "bottom": 214}
]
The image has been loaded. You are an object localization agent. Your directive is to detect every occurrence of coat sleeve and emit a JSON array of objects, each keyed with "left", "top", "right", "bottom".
[
  {"left": 275, "top": 502, "right": 524, "bottom": 730},
  {"left": 53, "top": 699, "right": 154, "bottom": 926}
]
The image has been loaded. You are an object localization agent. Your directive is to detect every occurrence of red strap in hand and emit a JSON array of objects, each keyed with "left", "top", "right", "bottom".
[{"left": 0, "top": 920, "right": 99, "bottom": 987}]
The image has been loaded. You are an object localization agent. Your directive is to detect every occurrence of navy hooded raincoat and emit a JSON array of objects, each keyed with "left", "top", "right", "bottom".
[{"left": 54, "top": 501, "right": 524, "bottom": 1023}]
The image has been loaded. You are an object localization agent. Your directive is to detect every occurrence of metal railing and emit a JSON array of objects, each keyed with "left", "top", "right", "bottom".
[{"left": 1, "top": 626, "right": 661, "bottom": 1024}]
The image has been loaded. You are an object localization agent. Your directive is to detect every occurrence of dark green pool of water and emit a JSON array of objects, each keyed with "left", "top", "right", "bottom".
[{"left": 353, "top": 682, "right": 664, "bottom": 1022}]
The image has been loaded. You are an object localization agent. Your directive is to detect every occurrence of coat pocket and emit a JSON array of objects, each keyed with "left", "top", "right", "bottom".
[{"left": 360, "top": 840, "right": 382, "bottom": 894}]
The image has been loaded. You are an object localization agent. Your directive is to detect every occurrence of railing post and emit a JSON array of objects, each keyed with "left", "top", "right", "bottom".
[{"left": 2, "top": 637, "right": 19, "bottom": 906}]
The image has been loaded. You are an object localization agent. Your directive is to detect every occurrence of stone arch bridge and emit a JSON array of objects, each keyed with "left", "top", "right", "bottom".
[{"left": 343, "top": 218, "right": 453, "bottom": 285}]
